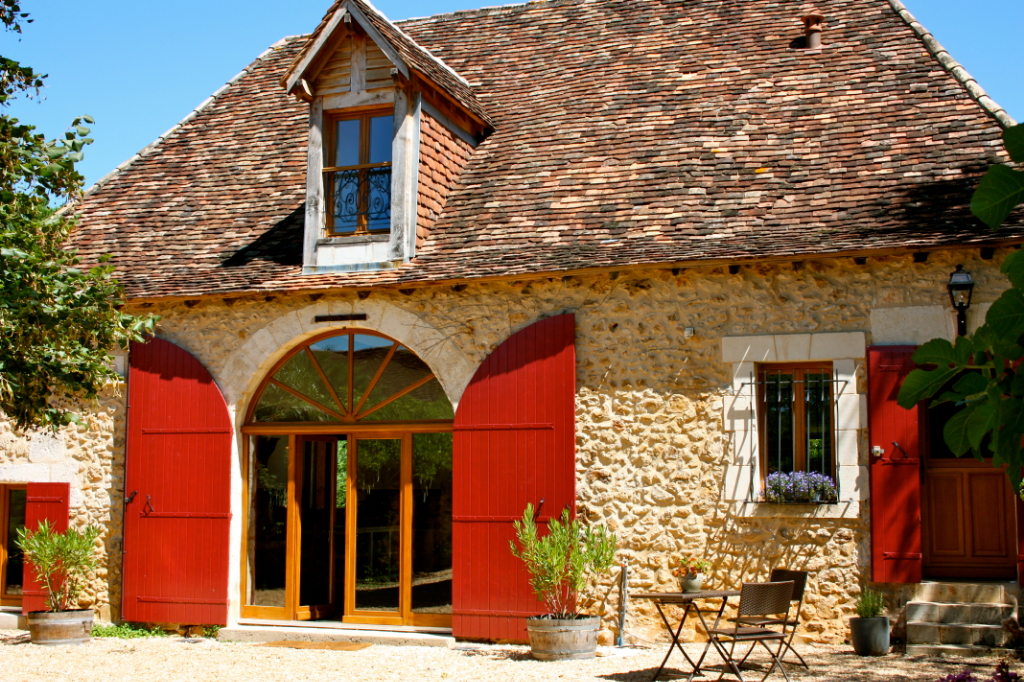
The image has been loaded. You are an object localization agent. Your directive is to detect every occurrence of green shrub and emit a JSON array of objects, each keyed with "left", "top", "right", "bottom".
[
  {"left": 16, "top": 520, "right": 101, "bottom": 612},
  {"left": 855, "top": 589, "right": 886, "bottom": 618},
  {"left": 92, "top": 622, "right": 167, "bottom": 638},
  {"left": 509, "top": 503, "right": 616, "bottom": 618}
]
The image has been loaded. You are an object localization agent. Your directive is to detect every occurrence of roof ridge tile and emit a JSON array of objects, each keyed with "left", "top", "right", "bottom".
[
  {"left": 886, "top": 0, "right": 1016, "bottom": 128},
  {"left": 79, "top": 36, "right": 306, "bottom": 203}
]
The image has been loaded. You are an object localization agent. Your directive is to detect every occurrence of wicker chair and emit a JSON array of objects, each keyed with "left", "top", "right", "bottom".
[
  {"left": 706, "top": 581, "right": 795, "bottom": 682},
  {"left": 733, "top": 569, "right": 809, "bottom": 668}
]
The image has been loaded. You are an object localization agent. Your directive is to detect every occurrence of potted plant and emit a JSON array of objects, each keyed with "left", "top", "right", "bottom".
[
  {"left": 510, "top": 503, "right": 616, "bottom": 660},
  {"left": 672, "top": 556, "right": 711, "bottom": 592},
  {"left": 16, "top": 520, "right": 102, "bottom": 645},
  {"left": 849, "top": 588, "right": 889, "bottom": 656},
  {"left": 763, "top": 471, "right": 838, "bottom": 503}
]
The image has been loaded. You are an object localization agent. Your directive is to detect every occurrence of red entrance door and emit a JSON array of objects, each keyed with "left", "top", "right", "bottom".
[
  {"left": 452, "top": 314, "right": 577, "bottom": 642},
  {"left": 123, "top": 338, "right": 232, "bottom": 625}
]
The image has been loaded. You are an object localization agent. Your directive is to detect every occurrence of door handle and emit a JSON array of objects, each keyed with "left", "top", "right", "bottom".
[{"left": 143, "top": 495, "right": 156, "bottom": 514}]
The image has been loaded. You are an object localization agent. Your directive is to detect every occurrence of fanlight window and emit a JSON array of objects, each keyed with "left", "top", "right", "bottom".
[{"left": 250, "top": 331, "right": 453, "bottom": 423}]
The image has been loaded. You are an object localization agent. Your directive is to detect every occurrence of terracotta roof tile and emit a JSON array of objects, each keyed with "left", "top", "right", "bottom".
[{"left": 70, "top": 0, "right": 1024, "bottom": 301}]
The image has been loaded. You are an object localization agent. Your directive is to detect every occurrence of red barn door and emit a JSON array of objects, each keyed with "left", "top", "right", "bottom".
[
  {"left": 452, "top": 314, "right": 577, "bottom": 642},
  {"left": 123, "top": 338, "right": 232, "bottom": 625},
  {"left": 867, "top": 346, "right": 922, "bottom": 583},
  {"left": 21, "top": 482, "right": 70, "bottom": 614}
]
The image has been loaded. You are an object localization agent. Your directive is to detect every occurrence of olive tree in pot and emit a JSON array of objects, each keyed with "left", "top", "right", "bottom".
[
  {"left": 510, "top": 503, "right": 616, "bottom": 660},
  {"left": 16, "top": 520, "right": 102, "bottom": 645},
  {"left": 850, "top": 589, "right": 889, "bottom": 656}
]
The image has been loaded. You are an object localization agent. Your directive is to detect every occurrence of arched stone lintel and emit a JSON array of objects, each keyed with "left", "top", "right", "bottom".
[{"left": 206, "top": 298, "right": 477, "bottom": 413}]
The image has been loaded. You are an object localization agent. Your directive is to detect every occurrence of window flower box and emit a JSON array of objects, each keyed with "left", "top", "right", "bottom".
[{"left": 762, "top": 471, "right": 838, "bottom": 504}]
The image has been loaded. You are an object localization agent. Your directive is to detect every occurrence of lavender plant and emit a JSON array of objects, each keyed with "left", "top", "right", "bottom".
[
  {"left": 935, "top": 660, "right": 1021, "bottom": 682},
  {"left": 763, "top": 471, "right": 838, "bottom": 503}
]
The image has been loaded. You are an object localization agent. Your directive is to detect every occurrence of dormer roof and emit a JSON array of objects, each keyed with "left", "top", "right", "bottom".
[{"left": 282, "top": 0, "right": 494, "bottom": 128}]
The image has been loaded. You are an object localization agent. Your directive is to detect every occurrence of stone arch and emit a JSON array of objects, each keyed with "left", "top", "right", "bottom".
[{"left": 210, "top": 298, "right": 476, "bottom": 412}]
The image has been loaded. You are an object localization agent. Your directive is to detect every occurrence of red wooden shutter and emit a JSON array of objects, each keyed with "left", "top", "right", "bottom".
[
  {"left": 867, "top": 346, "right": 922, "bottom": 583},
  {"left": 452, "top": 314, "right": 577, "bottom": 642},
  {"left": 22, "top": 482, "right": 71, "bottom": 614},
  {"left": 123, "top": 338, "right": 232, "bottom": 625}
]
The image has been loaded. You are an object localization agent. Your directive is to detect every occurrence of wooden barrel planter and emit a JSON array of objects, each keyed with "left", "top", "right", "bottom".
[
  {"left": 27, "top": 610, "right": 94, "bottom": 645},
  {"left": 525, "top": 615, "right": 600, "bottom": 660}
]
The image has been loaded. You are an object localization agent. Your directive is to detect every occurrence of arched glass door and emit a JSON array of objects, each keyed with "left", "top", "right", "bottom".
[{"left": 241, "top": 331, "right": 453, "bottom": 628}]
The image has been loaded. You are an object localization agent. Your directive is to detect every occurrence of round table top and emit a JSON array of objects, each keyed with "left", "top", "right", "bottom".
[{"left": 632, "top": 589, "right": 741, "bottom": 602}]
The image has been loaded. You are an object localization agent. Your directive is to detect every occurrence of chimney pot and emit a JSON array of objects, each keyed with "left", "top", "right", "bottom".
[{"left": 800, "top": 5, "right": 825, "bottom": 49}]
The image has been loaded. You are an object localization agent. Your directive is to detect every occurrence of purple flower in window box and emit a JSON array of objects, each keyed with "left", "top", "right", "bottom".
[{"left": 763, "top": 471, "right": 838, "bottom": 503}]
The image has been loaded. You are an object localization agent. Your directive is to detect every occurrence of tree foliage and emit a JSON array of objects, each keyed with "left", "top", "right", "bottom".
[
  {"left": 898, "top": 124, "right": 1024, "bottom": 494},
  {"left": 0, "top": 0, "right": 155, "bottom": 431}
]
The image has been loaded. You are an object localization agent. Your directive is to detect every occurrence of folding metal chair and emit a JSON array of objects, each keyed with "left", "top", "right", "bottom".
[
  {"left": 707, "top": 581, "right": 794, "bottom": 682},
  {"left": 733, "top": 569, "right": 809, "bottom": 669}
]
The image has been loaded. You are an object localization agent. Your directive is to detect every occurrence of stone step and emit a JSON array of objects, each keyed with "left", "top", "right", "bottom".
[
  {"left": 0, "top": 608, "right": 25, "bottom": 630},
  {"left": 906, "top": 601, "right": 1014, "bottom": 625},
  {"left": 907, "top": 622, "right": 1009, "bottom": 648},
  {"left": 219, "top": 624, "right": 455, "bottom": 647},
  {"left": 914, "top": 583, "right": 1008, "bottom": 605},
  {"left": 907, "top": 643, "right": 1012, "bottom": 658}
]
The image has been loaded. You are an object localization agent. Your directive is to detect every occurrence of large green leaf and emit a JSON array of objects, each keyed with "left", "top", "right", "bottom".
[
  {"left": 912, "top": 337, "right": 971, "bottom": 366},
  {"left": 971, "top": 164, "right": 1024, "bottom": 229},
  {"left": 942, "top": 406, "right": 976, "bottom": 457},
  {"left": 1002, "top": 250, "right": 1024, "bottom": 290},
  {"left": 898, "top": 366, "right": 960, "bottom": 407},
  {"left": 965, "top": 397, "right": 997, "bottom": 454},
  {"left": 1004, "top": 125, "right": 1024, "bottom": 164},
  {"left": 986, "top": 288, "right": 1024, "bottom": 340}
]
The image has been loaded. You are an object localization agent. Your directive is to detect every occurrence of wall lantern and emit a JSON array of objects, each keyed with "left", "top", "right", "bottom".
[{"left": 947, "top": 265, "right": 975, "bottom": 337}]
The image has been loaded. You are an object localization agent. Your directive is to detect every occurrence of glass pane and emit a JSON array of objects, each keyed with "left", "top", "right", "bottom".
[
  {"left": 300, "top": 440, "right": 335, "bottom": 608},
  {"left": 333, "top": 118, "right": 360, "bottom": 167},
  {"left": 411, "top": 433, "right": 452, "bottom": 614},
  {"left": 5, "top": 489, "right": 25, "bottom": 596},
  {"left": 363, "top": 378, "right": 454, "bottom": 421},
  {"left": 369, "top": 115, "right": 393, "bottom": 164},
  {"left": 253, "top": 383, "right": 333, "bottom": 422},
  {"left": 804, "top": 372, "right": 833, "bottom": 474},
  {"left": 354, "top": 438, "right": 401, "bottom": 612},
  {"left": 248, "top": 436, "right": 289, "bottom": 607},
  {"left": 366, "top": 166, "right": 392, "bottom": 232},
  {"left": 274, "top": 351, "right": 340, "bottom": 414},
  {"left": 352, "top": 335, "right": 394, "bottom": 410},
  {"left": 362, "top": 346, "right": 433, "bottom": 413},
  {"left": 764, "top": 372, "right": 794, "bottom": 474},
  {"left": 310, "top": 335, "right": 350, "bottom": 414}
]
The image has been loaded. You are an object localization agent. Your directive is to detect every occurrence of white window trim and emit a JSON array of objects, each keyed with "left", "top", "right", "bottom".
[{"left": 720, "top": 332, "right": 867, "bottom": 519}]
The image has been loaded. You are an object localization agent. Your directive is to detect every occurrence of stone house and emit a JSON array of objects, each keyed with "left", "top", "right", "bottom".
[{"left": 1, "top": 0, "right": 1022, "bottom": 647}]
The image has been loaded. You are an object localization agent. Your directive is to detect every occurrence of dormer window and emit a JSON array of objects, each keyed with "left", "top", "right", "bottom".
[{"left": 326, "top": 111, "right": 394, "bottom": 235}]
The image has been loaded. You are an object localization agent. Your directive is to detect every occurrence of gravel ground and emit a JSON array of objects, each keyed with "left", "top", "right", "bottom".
[{"left": 2, "top": 630, "right": 1016, "bottom": 682}]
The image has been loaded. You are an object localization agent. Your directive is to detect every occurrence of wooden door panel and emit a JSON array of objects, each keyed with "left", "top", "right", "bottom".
[
  {"left": 925, "top": 473, "right": 965, "bottom": 559},
  {"left": 453, "top": 314, "right": 576, "bottom": 642},
  {"left": 968, "top": 471, "right": 1011, "bottom": 558},
  {"left": 21, "top": 483, "right": 70, "bottom": 614},
  {"left": 124, "top": 338, "right": 232, "bottom": 625}
]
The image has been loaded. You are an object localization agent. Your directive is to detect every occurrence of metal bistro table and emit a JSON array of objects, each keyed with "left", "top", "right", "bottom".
[{"left": 634, "top": 589, "right": 741, "bottom": 681}]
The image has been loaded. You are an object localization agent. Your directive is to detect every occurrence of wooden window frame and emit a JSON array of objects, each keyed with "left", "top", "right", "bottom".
[
  {"left": 0, "top": 484, "right": 26, "bottom": 607},
  {"left": 756, "top": 362, "right": 836, "bottom": 482},
  {"left": 323, "top": 108, "right": 394, "bottom": 237}
]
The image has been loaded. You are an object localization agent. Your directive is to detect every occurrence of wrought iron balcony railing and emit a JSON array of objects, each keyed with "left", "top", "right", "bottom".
[{"left": 324, "top": 163, "right": 392, "bottom": 235}]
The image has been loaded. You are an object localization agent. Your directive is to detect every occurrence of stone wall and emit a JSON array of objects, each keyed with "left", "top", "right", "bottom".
[
  {"left": 0, "top": 383, "right": 127, "bottom": 623},
  {"left": 0, "top": 246, "right": 1012, "bottom": 640}
]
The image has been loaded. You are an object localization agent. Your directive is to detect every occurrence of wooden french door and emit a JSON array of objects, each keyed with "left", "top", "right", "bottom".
[
  {"left": 922, "top": 400, "right": 1017, "bottom": 580},
  {"left": 242, "top": 428, "right": 452, "bottom": 627}
]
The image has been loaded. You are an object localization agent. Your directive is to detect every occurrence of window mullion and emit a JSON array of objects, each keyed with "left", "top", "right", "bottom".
[{"left": 794, "top": 369, "right": 807, "bottom": 472}]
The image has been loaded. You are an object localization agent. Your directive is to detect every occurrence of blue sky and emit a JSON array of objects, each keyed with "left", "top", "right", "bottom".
[{"left": 5, "top": 0, "right": 1021, "bottom": 188}]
